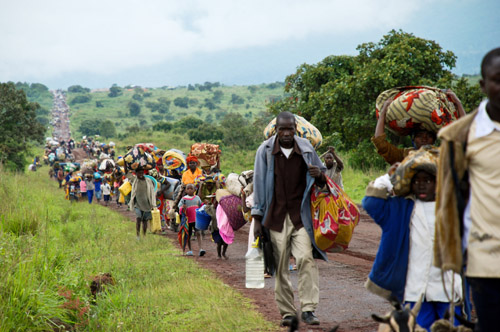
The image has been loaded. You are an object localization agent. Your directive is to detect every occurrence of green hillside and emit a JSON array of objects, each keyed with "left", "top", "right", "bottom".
[{"left": 66, "top": 82, "right": 286, "bottom": 137}]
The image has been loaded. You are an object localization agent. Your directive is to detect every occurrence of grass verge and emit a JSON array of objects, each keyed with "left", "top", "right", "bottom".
[{"left": 0, "top": 167, "right": 276, "bottom": 331}]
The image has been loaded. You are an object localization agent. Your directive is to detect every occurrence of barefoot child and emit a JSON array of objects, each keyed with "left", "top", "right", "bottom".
[{"left": 178, "top": 183, "right": 204, "bottom": 256}]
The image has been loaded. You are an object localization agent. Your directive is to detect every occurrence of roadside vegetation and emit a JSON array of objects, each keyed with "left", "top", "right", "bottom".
[{"left": 0, "top": 166, "right": 276, "bottom": 331}]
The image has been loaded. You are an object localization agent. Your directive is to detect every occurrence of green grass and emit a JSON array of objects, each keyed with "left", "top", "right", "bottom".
[{"left": 0, "top": 166, "right": 276, "bottom": 332}]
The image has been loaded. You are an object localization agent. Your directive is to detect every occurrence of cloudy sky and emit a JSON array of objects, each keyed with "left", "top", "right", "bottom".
[{"left": 1, "top": 0, "right": 498, "bottom": 89}]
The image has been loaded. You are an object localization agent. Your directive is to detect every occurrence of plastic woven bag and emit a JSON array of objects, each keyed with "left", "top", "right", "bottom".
[
  {"left": 310, "top": 176, "right": 360, "bottom": 252},
  {"left": 264, "top": 114, "right": 323, "bottom": 149}
]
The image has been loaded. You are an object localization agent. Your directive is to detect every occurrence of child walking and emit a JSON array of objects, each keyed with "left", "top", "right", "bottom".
[
  {"left": 102, "top": 179, "right": 111, "bottom": 207},
  {"left": 362, "top": 147, "right": 463, "bottom": 331},
  {"left": 85, "top": 174, "right": 94, "bottom": 204},
  {"left": 178, "top": 184, "right": 204, "bottom": 256}
]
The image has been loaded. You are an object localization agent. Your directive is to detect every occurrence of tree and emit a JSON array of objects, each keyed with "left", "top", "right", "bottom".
[
  {"left": 68, "top": 85, "right": 90, "bottom": 93},
  {"left": 175, "top": 116, "right": 204, "bottom": 130},
  {"left": 187, "top": 124, "right": 223, "bottom": 141},
  {"left": 78, "top": 119, "right": 102, "bottom": 136},
  {"left": 70, "top": 94, "right": 91, "bottom": 105},
  {"left": 231, "top": 93, "right": 245, "bottom": 105},
  {"left": 220, "top": 113, "right": 259, "bottom": 149},
  {"left": 174, "top": 97, "right": 189, "bottom": 108},
  {"left": 96, "top": 101, "right": 104, "bottom": 108},
  {"left": 0, "top": 83, "right": 45, "bottom": 171},
  {"left": 212, "top": 90, "right": 224, "bottom": 103},
  {"left": 108, "top": 85, "right": 123, "bottom": 97},
  {"left": 452, "top": 77, "right": 484, "bottom": 113},
  {"left": 268, "top": 30, "right": 459, "bottom": 169},
  {"left": 132, "top": 93, "right": 143, "bottom": 102},
  {"left": 128, "top": 101, "right": 141, "bottom": 116},
  {"left": 99, "top": 120, "right": 116, "bottom": 138},
  {"left": 152, "top": 121, "right": 172, "bottom": 132}
]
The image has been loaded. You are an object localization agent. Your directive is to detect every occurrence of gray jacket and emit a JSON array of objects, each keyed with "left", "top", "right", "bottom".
[{"left": 251, "top": 135, "right": 328, "bottom": 261}]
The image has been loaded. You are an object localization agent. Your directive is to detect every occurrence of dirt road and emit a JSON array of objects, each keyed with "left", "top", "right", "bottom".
[{"left": 82, "top": 162, "right": 388, "bottom": 332}]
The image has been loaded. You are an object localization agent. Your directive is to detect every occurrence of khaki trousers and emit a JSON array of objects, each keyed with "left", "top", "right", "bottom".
[{"left": 270, "top": 214, "right": 319, "bottom": 317}]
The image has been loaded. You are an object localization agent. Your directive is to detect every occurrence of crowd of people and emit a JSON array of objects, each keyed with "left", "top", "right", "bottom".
[{"left": 39, "top": 48, "right": 499, "bottom": 331}]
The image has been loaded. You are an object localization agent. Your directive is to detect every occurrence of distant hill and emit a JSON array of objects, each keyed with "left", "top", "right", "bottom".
[{"left": 65, "top": 82, "right": 286, "bottom": 137}]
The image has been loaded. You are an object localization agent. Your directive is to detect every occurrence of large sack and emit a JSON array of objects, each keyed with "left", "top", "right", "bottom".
[
  {"left": 123, "top": 146, "right": 155, "bottom": 171},
  {"left": 162, "top": 150, "right": 187, "bottom": 173},
  {"left": 190, "top": 143, "right": 221, "bottom": 167},
  {"left": 99, "top": 159, "right": 115, "bottom": 172},
  {"left": 264, "top": 114, "right": 323, "bottom": 149},
  {"left": 376, "top": 86, "right": 459, "bottom": 136},
  {"left": 310, "top": 176, "right": 360, "bottom": 252},
  {"left": 219, "top": 195, "right": 246, "bottom": 231},
  {"left": 225, "top": 173, "right": 243, "bottom": 197}
]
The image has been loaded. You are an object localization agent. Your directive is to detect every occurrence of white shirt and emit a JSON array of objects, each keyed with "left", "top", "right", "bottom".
[
  {"left": 405, "top": 200, "right": 462, "bottom": 302},
  {"left": 102, "top": 183, "right": 111, "bottom": 195},
  {"left": 280, "top": 146, "right": 293, "bottom": 158},
  {"left": 463, "top": 99, "right": 500, "bottom": 251}
]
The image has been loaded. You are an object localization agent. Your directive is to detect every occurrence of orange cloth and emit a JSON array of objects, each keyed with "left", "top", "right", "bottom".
[{"left": 182, "top": 168, "right": 202, "bottom": 185}]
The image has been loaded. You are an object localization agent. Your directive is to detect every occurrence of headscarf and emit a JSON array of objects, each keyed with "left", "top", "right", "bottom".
[
  {"left": 186, "top": 155, "right": 199, "bottom": 164},
  {"left": 391, "top": 145, "right": 439, "bottom": 197}
]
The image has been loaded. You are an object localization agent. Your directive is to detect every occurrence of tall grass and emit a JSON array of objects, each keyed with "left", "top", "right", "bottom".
[{"left": 0, "top": 167, "right": 276, "bottom": 331}]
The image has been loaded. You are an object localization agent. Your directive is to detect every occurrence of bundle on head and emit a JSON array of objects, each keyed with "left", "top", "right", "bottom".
[{"left": 372, "top": 295, "right": 425, "bottom": 332}]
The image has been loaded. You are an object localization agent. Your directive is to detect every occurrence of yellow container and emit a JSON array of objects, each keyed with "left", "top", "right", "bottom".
[
  {"left": 118, "top": 193, "right": 125, "bottom": 204},
  {"left": 119, "top": 181, "right": 132, "bottom": 196},
  {"left": 151, "top": 208, "right": 161, "bottom": 233}
]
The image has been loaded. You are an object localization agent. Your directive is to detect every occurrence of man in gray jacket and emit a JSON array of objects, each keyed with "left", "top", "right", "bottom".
[{"left": 252, "top": 111, "right": 327, "bottom": 327}]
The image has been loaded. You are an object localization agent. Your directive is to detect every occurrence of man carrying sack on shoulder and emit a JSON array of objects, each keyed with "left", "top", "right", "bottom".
[{"left": 252, "top": 111, "right": 327, "bottom": 327}]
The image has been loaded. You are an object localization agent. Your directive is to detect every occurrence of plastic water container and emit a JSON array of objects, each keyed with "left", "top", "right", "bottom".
[{"left": 245, "top": 238, "right": 265, "bottom": 289}]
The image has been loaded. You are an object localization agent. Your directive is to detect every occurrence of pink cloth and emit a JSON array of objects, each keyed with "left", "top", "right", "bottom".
[
  {"left": 80, "top": 180, "right": 87, "bottom": 192},
  {"left": 216, "top": 204, "right": 234, "bottom": 244}
]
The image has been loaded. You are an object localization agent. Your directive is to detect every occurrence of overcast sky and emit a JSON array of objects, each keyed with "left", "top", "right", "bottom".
[{"left": 1, "top": 0, "right": 498, "bottom": 89}]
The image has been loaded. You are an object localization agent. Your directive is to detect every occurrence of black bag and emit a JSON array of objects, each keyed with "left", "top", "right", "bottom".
[{"left": 260, "top": 228, "right": 275, "bottom": 276}]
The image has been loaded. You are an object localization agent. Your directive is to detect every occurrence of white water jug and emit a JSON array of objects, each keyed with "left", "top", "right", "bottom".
[{"left": 245, "top": 238, "right": 265, "bottom": 288}]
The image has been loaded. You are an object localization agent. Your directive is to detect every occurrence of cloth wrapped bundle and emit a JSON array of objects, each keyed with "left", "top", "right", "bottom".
[
  {"left": 123, "top": 146, "right": 155, "bottom": 171},
  {"left": 225, "top": 173, "right": 243, "bottom": 197},
  {"left": 99, "top": 159, "right": 115, "bottom": 172},
  {"left": 391, "top": 145, "right": 439, "bottom": 197},
  {"left": 135, "top": 143, "right": 155, "bottom": 153},
  {"left": 310, "top": 176, "right": 360, "bottom": 252},
  {"left": 263, "top": 114, "right": 323, "bottom": 149},
  {"left": 190, "top": 143, "right": 221, "bottom": 166},
  {"left": 219, "top": 194, "right": 246, "bottom": 231},
  {"left": 376, "top": 86, "right": 459, "bottom": 136},
  {"left": 162, "top": 150, "right": 187, "bottom": 173}
]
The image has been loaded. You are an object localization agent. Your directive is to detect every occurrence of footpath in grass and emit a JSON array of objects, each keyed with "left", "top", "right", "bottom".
[{"left": 0, "top": 167, "right": 276, "bottom": 332}]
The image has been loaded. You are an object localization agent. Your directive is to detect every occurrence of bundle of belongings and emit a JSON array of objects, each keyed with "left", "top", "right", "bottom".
[
  {"left": 123, "top": 145, "right": 155, "bottom": 171},
  {"left": 375, "top": 86, "right": 459, "bottom": 136},
  {"left": 212, "top": 170, "right": 254, "bottom": 244},
  {"left": 310, "top": 175, "right": 360, "bottom": 252},
  {"left": 162, "top": 149, "right": 187, "bottom": 175},
  {"left": 264, "top": 114, "right": 323, "bottom": 149},
  {"left": 190, "top": 143, "right": 221, "bottom": 167}
]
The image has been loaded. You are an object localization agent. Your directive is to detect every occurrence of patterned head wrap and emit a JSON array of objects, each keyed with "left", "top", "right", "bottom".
[{"left": 186, "top": 155, "right": 199, "bottom": 164}]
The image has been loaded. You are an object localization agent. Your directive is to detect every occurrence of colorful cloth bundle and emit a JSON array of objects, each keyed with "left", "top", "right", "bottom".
[
  {"left": 310, "top": 176, "right": 360, "bottom": 252},
  {"left": 219, "top": 194, "right": 246, "bottom": 231},
  {"left": 264, "top": 114, "right": 323, "bottom": 149},
  {"left": 162, "top": 150, "right": 187, "bottom": 173},
  {"left": 123, "top": 145, "right": 155, "bottom": 171},
  {"left": 376, "top": 86, "right": 459, "bottom": 136},
  {"left": 190, "top": 143, "right": 221, "bottom": 166},
  {"left": 391, "top": 145, "right": 439, "bottom": 197}
]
